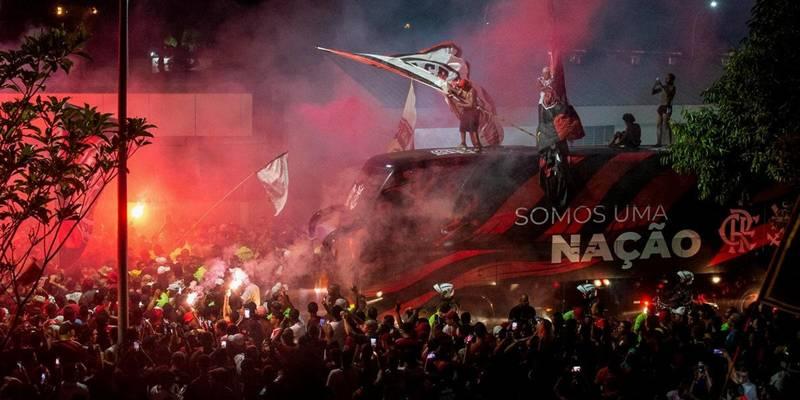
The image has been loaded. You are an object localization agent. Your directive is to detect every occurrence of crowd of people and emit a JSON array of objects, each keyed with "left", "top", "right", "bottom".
[{"left": 1, "top": 224, "right": 799, "bottom": 400}]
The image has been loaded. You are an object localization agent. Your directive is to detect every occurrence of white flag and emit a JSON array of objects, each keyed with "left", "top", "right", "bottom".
[
  {"left": 256, "top": 152, "right": 288, "bottom": 216},
  {"left": 388, "top": 82, "right": 417, "bottom": 152}
]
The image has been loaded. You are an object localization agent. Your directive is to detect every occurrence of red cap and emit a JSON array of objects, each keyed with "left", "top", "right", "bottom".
[
  {"left": 594, "top": 318, "right": 606, "bottom": 330},
  {"left": 61, "top": 303, "right": 80, "bottom": 317}
]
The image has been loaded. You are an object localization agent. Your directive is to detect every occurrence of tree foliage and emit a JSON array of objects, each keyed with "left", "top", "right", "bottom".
[
  {"left": 0, "top": 29, "right": 153, "bottom": 347},
  {"left": 667, "top": 0, "right": 800, "bottom": 204}
]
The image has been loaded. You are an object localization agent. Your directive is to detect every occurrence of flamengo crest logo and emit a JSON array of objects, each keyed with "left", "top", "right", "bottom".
[{"left": 718, "top": 209, "right": 759, "bottom": 253}]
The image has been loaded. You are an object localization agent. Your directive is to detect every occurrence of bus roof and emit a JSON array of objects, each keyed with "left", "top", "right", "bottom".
[{"left": 363, "top": 145, "right": 664, "bottom": 170}]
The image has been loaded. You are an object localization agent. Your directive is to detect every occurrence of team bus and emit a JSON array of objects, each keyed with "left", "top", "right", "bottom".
[{"left": 315, "top": 146, "right": 793, "bottom": 316}]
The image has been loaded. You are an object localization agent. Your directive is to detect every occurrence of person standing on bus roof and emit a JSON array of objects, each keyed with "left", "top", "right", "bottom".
[
  {"left": 652, "top": 73, "right": 676, "bottom": 147},
  {"left": 447, "top": 77, "right": 483, "bottom": 151},
  {"left": 535, "top": 51, "right": 584, "bottom": 209}
]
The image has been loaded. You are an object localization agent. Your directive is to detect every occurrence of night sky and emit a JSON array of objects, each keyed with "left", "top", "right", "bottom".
[{"left": 0, "top": 1, "right": 754, "bottom": 105}]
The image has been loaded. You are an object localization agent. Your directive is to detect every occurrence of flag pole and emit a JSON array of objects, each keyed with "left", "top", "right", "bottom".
[
  {"left": 442, "top": 80, "right": 535, "bottom": 137},
  {"left": 186, "top": 171, "right": 257, "bottom": 233},
  {"left": 184, "top": 151, "right": 288, "bottom": 236},
  {"left": 116, "top": 0, "right": 130, "bottom": 350},
  {"left": 476, "top": 106, "right": 536, "bottom": 137}
]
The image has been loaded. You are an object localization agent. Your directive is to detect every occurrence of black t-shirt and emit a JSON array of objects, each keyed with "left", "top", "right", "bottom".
[
  {"left": 508, "top": 304, "right": 537, "bottom": 323},
  {"left": 626, "top": 123, "right": 642, "bottom": 147},
  {"left": 239, "top": 318, "right": 264, "bottom": 346},
  {"left": 50, "top": 339, "right": 85, "bottom": 365}
]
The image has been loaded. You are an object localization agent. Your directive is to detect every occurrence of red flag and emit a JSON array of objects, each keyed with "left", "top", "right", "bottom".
[
  {"left": 549, "top": 51, "right": 585, "bottom": 142},
  {"left": 546, "top": 0, "right": 585, "bottom": 142}
]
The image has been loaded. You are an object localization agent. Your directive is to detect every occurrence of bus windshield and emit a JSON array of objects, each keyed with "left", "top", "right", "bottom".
[{"left": 342, "top": 157, "right": 482, "bottom": 250}]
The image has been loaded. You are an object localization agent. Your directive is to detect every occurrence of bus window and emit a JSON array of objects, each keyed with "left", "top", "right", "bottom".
[{"left": 345, "top": 167, "right": 394, "bottom": 213}]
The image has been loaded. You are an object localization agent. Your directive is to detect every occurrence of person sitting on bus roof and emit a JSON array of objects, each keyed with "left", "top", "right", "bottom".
[{"left": 609, "top": 113, "right": 642, "bottom": 149}]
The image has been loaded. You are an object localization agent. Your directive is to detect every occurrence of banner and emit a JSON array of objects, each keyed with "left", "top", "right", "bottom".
[{"left": 256, "top": 152, "right": 289, "bottom": 216}]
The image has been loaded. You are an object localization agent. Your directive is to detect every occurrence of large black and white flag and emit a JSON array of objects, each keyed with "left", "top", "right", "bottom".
[
  {"left": 256, "top": 152, "right": 289, "bottom": 216},
  {"left": 318, "top": 42, "right": 503, "bottom": 145}
]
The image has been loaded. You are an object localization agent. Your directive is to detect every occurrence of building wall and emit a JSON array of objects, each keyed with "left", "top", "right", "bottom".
[
  {"left": 0, "top": 92, "right": 272, "bottom": 229},
  {"left": 415, "top": 104, "right": 704, "bottom": 148},
  {"left": 0, "top": 93, "right": 253, "bottom": 137}
]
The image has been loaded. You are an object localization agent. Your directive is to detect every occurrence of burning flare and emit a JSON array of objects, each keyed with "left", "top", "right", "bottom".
[
  {"left": 186, "top": 292, "right": 198, "bottom": 306},
  {"left": 229, "top": 268, "right": 247, "bottom": 291}
]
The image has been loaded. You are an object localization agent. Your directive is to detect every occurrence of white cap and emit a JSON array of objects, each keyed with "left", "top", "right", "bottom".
[
  {"left": 577, "top": 283, "right": 597, "bottom": 298},
  {"left": 65, "top": 292, "right": 82, "bottom": 303},
  {"left": 167, "top": 281, "right": 184, "bottom": 292},
  {"left": 671, "top": 306, "right": 687, "bottom": 316},
  {"left": 433, "top": 283, "right": 455, "bottom": 299},
  {"left": 335, "top": 298, "right": 348, "bottom": 308},
  {"left": 271, "top": 282, "right": 283, "bottom": 297}
]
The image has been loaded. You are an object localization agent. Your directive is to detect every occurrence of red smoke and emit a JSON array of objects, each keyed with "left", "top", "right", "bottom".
[
  {"left": 462, "top": 0, "right": 606, "bottom": 107},
  {"left": 290, "top": 72, "right": 394, "bottom": 143}
]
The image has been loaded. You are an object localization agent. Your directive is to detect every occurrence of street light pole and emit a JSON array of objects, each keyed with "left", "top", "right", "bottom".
[
  {"left": 117, "top": 0, "right": 129, "bottom": 350},
  {"left": 691, "top": 11, "right": 701, "bottom": 59}
]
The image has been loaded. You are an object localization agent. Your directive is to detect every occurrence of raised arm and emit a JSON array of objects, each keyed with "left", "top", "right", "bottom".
[{"left": 652, "top": 79, "right": 664, "bottom": 95}]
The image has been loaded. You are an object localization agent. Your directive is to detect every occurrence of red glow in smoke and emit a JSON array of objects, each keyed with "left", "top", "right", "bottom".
[
  {"left": 288, "top": 69, "right": 396, "bottom": 162},
  {"left": 465, "top": 0, "right": 606, "bottom": 105},
  {"left": 294, "top": 94, "right": 392, "bottom": 140}
]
